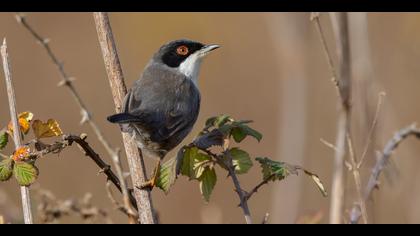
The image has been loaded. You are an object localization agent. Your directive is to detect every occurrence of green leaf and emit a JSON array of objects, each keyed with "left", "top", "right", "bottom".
[
  {"left": 180, "top": 147, "right": 199, "bottom": 179},
  {"left": 13, "top": 161, "right": 38, "bottom": 186},
  {"left": 193, "top": 153, "right": 212, "bottom": 179},
  {"left": 0, "top": 158, "right": 13, "bottom": 181},
  {"left": 199, "top": 167, "right": 217, "bottom": 202},
  {"left": 256, "top": 157, "right": 291, "bottom": 181},
  {"left": 230, "top": 148, "right": 253, "bottom": 174},
  {"left": 0, "top": 132, "right": 8, "bottom": 150},
  {"left": 231, "top": 127, "right": 247, "bottom": 143},
  {"left": 156, "top": 157, "right": 178, "bottom": 194},
  {"left": 255, "top": 157, "right": 327, "bottom": 197},
  {"left": 214, "top": 115, "right": 231, "bottom": 127},
  {"left": 240, "top": 124, "right": 262, "bottom": 142}
]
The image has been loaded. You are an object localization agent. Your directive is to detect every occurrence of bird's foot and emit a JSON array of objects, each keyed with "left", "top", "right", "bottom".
[{"left": 136, "top": 160, "right": 161, "bottom": 191}]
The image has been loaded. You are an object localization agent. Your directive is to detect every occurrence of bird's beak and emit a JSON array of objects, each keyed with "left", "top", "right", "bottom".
[{"left": 200, "top": 44, "right": 220, "bottom": 56}]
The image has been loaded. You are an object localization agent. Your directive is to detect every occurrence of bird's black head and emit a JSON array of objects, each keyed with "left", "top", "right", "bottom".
[{"left": 155, "top": 39, "right": 219, "bottom": 68}]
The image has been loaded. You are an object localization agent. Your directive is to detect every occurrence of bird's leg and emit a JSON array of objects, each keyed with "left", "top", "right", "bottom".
[{"left": 138, "top": 159, "right": 161, "bottom": 190}]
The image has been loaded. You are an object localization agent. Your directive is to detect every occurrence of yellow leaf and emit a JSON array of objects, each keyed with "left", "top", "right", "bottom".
[
  {"left": 7, "top": 111, "right": 34, "bottom": 135},
  {"left": 12, "top": 146, "right": 31, "bottom": 162},
  {"left": 32, "top": 119, "right": 63, "bottom": 139}
]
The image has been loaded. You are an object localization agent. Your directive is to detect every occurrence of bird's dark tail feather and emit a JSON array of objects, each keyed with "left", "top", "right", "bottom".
[{"left": 107, "top": 113, "right": 141, "bottom": 124}]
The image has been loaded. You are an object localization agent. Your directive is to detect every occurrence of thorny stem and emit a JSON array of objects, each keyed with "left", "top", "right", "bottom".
[{"left": 350, "top": 124, "right": 420, "bottom": 223}]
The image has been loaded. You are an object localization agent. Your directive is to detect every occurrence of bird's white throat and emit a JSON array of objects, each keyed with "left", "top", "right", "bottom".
[{"left": 178, "top": 52, "right": 203, "bottom": 86}]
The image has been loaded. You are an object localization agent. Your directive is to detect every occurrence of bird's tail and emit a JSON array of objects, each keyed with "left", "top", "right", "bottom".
[{"left": 107, "top": 113, "right": 141, "bottom": 124}]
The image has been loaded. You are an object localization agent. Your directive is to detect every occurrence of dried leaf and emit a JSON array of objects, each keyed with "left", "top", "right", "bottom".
[{"left": 32, "top": 119, "right": 63, "bottom": 139}]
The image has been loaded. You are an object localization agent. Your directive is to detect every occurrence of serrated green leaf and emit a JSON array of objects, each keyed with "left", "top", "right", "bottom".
[
  {"left": 156, "top": 157, "right": 178, "bottom": 194},
  {"left": 255, "top": 157, "right": 327, "bottom": 197},
  {"left": 193, "top": 153, "right": 212, "bottom": 179},
  {"left": 256, "top": 157, "right": 289, "bottom": 181},
  {"left": 230, "top": 148, "right": 253, "bottom": 174},
  {"left": 205, "top": 116, "right": 217, "bottom": 127},
  {"left": 231, "top": 127, "right": 247, "bottom": 143},
  {"left": 214, "top": 115, "right": 231, "bottom": 127},
  {"left": 218, "top": 124, "right": 234, "bottom": 136},
  {"left": 0, "top": 158, "right": 13, "bottom": 181},
  {"left": 0, "top": 132, "right": 8, "bottom": 150},
  {"left": 180, "top": 147, "right": 199, "bottom": 179},
  {"left": 199, "top": 167, "right": 217, "bottom": 202},
  {"left": 13, "top": 162, "right": 38, "bottom": 186}
]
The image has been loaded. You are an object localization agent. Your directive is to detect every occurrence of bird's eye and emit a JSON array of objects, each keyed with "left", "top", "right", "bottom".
[{"left": 176, "top": 45, "right": 189, "bottom": 55}]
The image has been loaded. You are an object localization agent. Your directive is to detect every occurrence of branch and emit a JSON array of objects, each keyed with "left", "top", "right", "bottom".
[
  {"left": 224, "top": 150, "right": 253, "bottom": 224},
  {"left": 28, "top": 134, "right": 138, "bottom": 211},
  {"left": 244, "top": 174, "right": 275, "bottom": 201},
  {"left": 93, "top": 12, "right": 156, "bottom": 224},
  {"left": 1, "top": 38, "right": 34, "bottom": 224},
  {"left": 313, "top": 12, "right": 352, "bottom": 224},
  {"left": 350, "top": 124, "right": 420, "bottom": 223},
  {"left": 15, "top": 13, "right": 121, "bottom": 177}
]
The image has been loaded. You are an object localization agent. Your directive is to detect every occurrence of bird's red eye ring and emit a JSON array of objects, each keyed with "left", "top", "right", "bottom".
[{"left": 176, "top": 45, "right": 189, "bottom": 55}]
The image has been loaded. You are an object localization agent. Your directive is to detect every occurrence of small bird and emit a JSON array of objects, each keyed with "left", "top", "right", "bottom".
[{"left": 107, "top": 39, "right": 219, "bottom": 189}]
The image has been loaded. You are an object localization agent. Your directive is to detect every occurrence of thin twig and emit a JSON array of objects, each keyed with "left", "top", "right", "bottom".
[
  {"left": 1, "top": 38, "right": 34, "bottom": 224},
  {"left": 15, "top": 13, "right": 122, "bottom": 176},
  {"left": 107, "top": 148, "right": 138, "bottom": 223},
  {"left": 357, "top": 92, "right": 386, "bottom": 169},
  {"left": 93, "top": 12, "right": 156, "bottom": 224},
  {"left": 105, "top": 180, "right": 138, "bottom": 219},
  {"left": 261, "top": 213, "right": 270, "bottom": 224},
  {"left": 245, "top": 174, "right": 275, "bottom": 201},
  {"left": 350, "top": 124, "right": 420, "bottom": 223},
  {"left": 346, "top": 134, "right": 368, "bottom": 224}
]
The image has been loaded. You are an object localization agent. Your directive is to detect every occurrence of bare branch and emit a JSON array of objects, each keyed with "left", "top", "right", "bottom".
[
  {"left": 346, "top": 134, "right": 368, "bottom": 224},
  {"left": 15, "top": 13, "right": 121, "bottom": 176},
  {"left": 357, "top": 92, "right": 386, "bottom": 168},
  {"left": 350, "top": 124, "right": 420, "bottom": 223},
  {"left": 1, "top": 38, "right": 34, "bottom": 224},
  {"left": 93, "top": 12, "right": 156, "bottom": 224}
]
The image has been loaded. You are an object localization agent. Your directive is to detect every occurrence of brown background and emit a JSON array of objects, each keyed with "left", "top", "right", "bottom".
[{"left": 0, "top": 12, "right": 419, "bottom": 223}]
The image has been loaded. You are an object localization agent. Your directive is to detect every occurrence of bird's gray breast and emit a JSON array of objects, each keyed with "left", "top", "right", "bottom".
[{"left": 123, "top": 62, "right": 201, "bottom": 156}]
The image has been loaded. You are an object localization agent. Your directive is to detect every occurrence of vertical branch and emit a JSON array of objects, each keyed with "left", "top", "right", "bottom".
[
  {"left": 324, "top": 12, "right": 352, "bottom": 224},
  {"left": 93, "top": 12, "right": 156, "bottom": 224},
  {"left": 1, "top": 39, "right": 34, "bottom": 224}
]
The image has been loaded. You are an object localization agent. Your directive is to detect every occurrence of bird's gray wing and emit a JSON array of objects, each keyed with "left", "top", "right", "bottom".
[{"left": 124, "top": 65, "right": 200, "bottom": 146}]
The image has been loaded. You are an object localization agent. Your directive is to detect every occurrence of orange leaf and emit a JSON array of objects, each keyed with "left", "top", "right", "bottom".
[
  {"left": 12, "top": 146, "right": 31, "bottom": 162},
  {"left": 7, "top": 111, "right": 34, "bottom": 135},
  {"left": 32, "top": 119, "right": 63, "bottom": 139}
]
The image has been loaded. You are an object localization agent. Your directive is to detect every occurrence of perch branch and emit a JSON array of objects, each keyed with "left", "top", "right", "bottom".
[
  {"left": 93, "top": 12, "right": 156, "bottom": 224},
  {"left": 350, "top": 124, "right": 420, "bottom": 223},
  {"left": 1, "top": 38, "right": 34, "bottom": 224}
]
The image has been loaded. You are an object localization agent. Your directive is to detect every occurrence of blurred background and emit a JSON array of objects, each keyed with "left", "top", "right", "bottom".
[{"left": 0, "top": 12, "right": 419, "bottom": 224}]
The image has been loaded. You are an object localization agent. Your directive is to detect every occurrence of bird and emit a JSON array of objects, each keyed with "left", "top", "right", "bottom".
[{"left": 107, "top": 39, "right": 220, "bottom": 189}]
